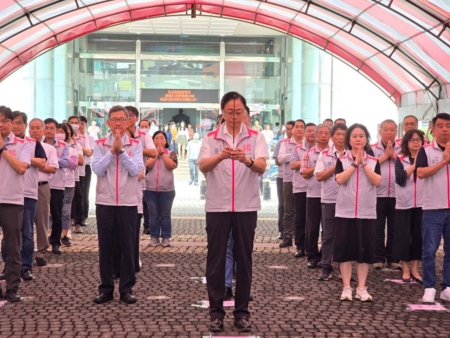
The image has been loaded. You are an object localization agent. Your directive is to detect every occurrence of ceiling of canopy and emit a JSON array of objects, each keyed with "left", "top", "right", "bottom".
[{"left": 0, "top": 0, "right": 449, "bottom": 105}]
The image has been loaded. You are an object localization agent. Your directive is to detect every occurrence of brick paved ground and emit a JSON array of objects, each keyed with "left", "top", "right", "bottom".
[{"left": 1, "top": 178, "right": 449, "bottom": 337}]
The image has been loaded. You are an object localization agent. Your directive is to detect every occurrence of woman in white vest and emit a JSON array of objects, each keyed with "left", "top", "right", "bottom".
[
  {"left": 145, "top": 131, "right": 177, "bottom": 247},
  {"left": 335, "top": 124, "right": 382, "bottom": 302},
  {"left": 393, "top": 129, "right": 424, "bottom": 282}
]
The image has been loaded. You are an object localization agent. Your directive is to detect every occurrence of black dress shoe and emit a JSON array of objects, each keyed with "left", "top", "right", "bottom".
[
  {"left": 411, "top": 275, "right": 423, "bottom": 284},
  {"left": 93, "top": 293, "right": 114, "bottom": 304},
  {"left": 294, "top": 249, "right": 305, "bottom": 258},
  {"left": 234, "top": 317, "right": 251, "bottom": 332},
  {"left": 308, "top": 261, "right": 319, "bottom": 269},
  {"left": 21, "top": 270, "right": 34, "bottom": 281},
  {"left": 120, "top": 292, "right": 137, "bottom": 304},
  {"left": 277, "top": 232, "right": 284, "bottom": 240},
  {"left": 224, "top": 286, "right": 233, "bottom": 300},
  {"left": 52, "top": 245, "right": 61, "bottom": 254},
  {"left": 35, "top": 257, "right": 47, "bottom": 266},
  {"left": 143, "top": 228, "right": 150, "bottom": 235},
  {"left": 6, "top": 290, "right": 21, "bottom": 302},
  {"left": 279, "top": 237, "right": 293, "bottom": 248},
  {"left": 209, "top": 318, "right": 223, "bottom": 332},
  {"left": 0, "top": 287, "right": 3, "bottom": 299}
]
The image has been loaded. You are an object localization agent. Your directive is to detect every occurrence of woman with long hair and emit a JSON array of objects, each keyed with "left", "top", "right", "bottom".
[
  {"left": 393, "top": 129, "right": 424, "bottom": 282},
  {"left": 177, "top": 121, "right": 188, "bottom": 160},
  {"left": 334, "top": 123, "right": 382, "bottom": 302}
]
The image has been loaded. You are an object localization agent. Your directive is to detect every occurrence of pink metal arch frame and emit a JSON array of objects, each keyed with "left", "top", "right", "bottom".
[{"left": 0, "top": 0, "right": 449, "bottom": 105}]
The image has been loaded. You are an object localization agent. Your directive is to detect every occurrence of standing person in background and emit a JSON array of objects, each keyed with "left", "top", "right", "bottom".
[
  {"left": 145, "top": 131, "right": 177, "bottom": 247},
  {"left": 170, "top": 121, "right": 178, "bottom": 155},
  {"left": 44, "top": 118, "right": 70, "bottom": 255},
  {"left": 68, "top": 116, "right": 92, "bottom": 234},
  {"left": 335, "top": 124, "right": 381, "bottom": 302},
  {"left": 301, "top": 124, "right": 331, "bottom": 269},
  {"left": 29, "top": 118, "right": 58, "bottom": 267},
  {"left": 186, "top": 133, "right": 202, "bottom": 186},
  {"left": 395, "top": 115, "right": 419, "bottom": 147},
  {"left": 278, "top": 125, "right": 286, "bottom": 140},
  {"left": 79, "top": 116, "right": 95, "bottom": 227},
  {"left": 149, "top": 120, "right": 159, "bottom": 137},
  {"left": 278, "top": 120, "right": 305, "bottom": 248},
  {"left": 88, "top": 120, "right": 100, "bottom": 140},
  {"left": 252, "top": 120, "right": 263, "bottom": 132},
  {"left": 273, "top": 122, "right": 294, "bottom": 239},
  {"left": 393, "top": 129, "right": 424, "bottom": 283},
  {"left": 198, "top": 92, "right": 269, "bottom": 333},
  {"left": 138, "top": 120, "right": 150, "bottom": 134},
  {"left": 261, "top": 125, "right": 274, "bottom": 145},
  {"left": 0, "top": 106, "right": 30, "bottom": 302},
  {"left": 188, "top": 123, "right": 195, "bottom": 141},
  {"left": 177, "top": 121, "right": 188, "bottom": 160},
  {"left": 334, "top": 118, "right": 346, "bottom": 125},
  {"left": 92, "top": 105, "right": 143, "bottom": 305},
  {"left": 273, "top": 122, "right": 280, "bottom": 140},
  {"left": 371, "top": 120, "right": 401, "bottom": 270},
  {"left": 323, "top": 119, "right": 333, "bottom": 128},
  {"left": 164, "top": 124, "right": 173, "bottom": 153},
  {"left": 416, "top": 113, "right": 450, "bottom": 303},
  {"left": 314, "top": 123, "right": 348, "bottom": 280},
  {"left": 0, "top": 111, "right": 46, "bottom": 283}
]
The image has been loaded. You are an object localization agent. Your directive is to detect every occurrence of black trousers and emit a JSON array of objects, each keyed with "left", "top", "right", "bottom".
[
  {"left": 82, "top": 165, "right": 92, "bottom": 221},
  {"left": 294, "top": 192, "right": 307, "bottom": 250},
  {"left": 96, "top": 204, "right": 137, "bottom": 295},
  {"left": 305, "top": 197, "right": 322, "bottom": 263},
  {"left": 113, "top": 212, "right": 141, "bottom": 275},
  {"left": 71, "top": 179, "right": 84, "bottom": 225},
  {"left": 49, "top": 189, "right": 64, "bottom": 245},
  {"left": 374, "top": 197, "right": 396, "bottom": 263},
  {"left": 143, "top": 197, "right": 149, "bottom": 230},
  {"left": 276, "top": 177, "right": 284, "bottom": 233},
  {"left": 206, "top": 212, "right": 257, "bottom": 320},
  {"left": 393, "top": 208, "right": 423, "bottom": 262}
]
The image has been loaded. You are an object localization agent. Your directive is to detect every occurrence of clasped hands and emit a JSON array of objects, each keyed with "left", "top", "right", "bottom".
[
  {"left": 220, "top": 146, "right": 248, "bottom": 163},
  {"left": 110, "top": 130, "right": 123, "bottom": 154}
]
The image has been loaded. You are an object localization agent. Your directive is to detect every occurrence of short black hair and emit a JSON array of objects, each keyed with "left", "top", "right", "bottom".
[
  {"left": 331, "top": 123, "right": 347, "bottom": 136},
  {"left": 323, "top": 118, "right": 333, "bottom": 124},
  {"left": 12, "top": 111, "right": 28, "bottom": 124},
  {"left": 403, "top": 115, "right": 418, "bottom": 123},
  {"left": 275, "top": 122, "right": 280, "bottom": 126},
  {"left": 109, "top": 105, "right": 129, "bottom": 119},
  {"left": 345, "top": 123, "right": 371, "bottom": 151},
  {"left": 152, "top": 130, "right": 170, "bottom": 149},
  {"left": 286, "top": 120, "right": 295, "bottom": 128},
  {"left": 68, "top": 115, "right": 79, "bottom": 123},
  {"left": 44, "top": 118, "right": 59, "bottom": 128},
  {"left": 125, "top": 105, "right": 140, "bottom": 119},
  {"left": 0, "top": 106, "right": 13, "bottom": 121},
  {"left": 334, "top": 118, "right": 346, "bottom": 125},
  {"left": 139, "top": 120, "right": 150, "bottom": 128},
  {"left": 400, "top": 129, "right": 424, "bottom": 157},
  {"left": 80, "top": 116, "right": 88, "bottom": 124},
  {"left": 305, "top": 122, "right": 316, "bottom": 129},
  {"left": 220, "top": 91, "right": 247, "bottom": 110},
  {"left": 432, "top": 113, "right": 450, "bottom": 125},
  {"left": 245, "top": 105, "right": 250, "bottom": 115},
  {"left": 295, "top": 119, "right": 306, "bottom": 127}
]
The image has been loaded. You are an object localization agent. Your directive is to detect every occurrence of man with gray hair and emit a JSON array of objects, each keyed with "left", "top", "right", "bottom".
[
  {"left": 186, "top": 132, "right": 202, "bottom": 186},
  {"left": 301, "top": 124, "right": 331, "bottom": 269},
  {"left": 29, "top": 118, "right": 59, "bottom": 267}
]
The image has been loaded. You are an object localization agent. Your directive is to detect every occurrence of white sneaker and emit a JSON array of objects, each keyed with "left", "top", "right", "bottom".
[
  {"left": 74, "top": 224, "right": 83, "bottom": 233},
  {"left": 161, "top": 238, "right": 171, "bottom": 247},
  {"left": 355, "top": 287, "right": 373, "bottom": 302},
  {"left": 340, "top": 287, "right": 352, "bottom": 301},
  {"left": 149, "top": 237, "right": 160, "bottom": 247},
  {"left": 440, "top": 288, "right": 450, "bottom": 302},
  {"left": 422, "top": 288, "right": 436, "bottom": 303}
]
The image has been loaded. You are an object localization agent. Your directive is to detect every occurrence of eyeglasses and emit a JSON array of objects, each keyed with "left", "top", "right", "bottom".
[
  {"left": 409, "top": 138, "right": 422, "bottom": 143},
  {"left": 0, "top": 119, "right": 10, "bottom": 124},
  {"left": 110, "top": 118, "right": 128, "bottom": 123}
]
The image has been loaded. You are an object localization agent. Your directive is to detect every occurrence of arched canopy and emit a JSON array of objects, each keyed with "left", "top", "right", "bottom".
[{"left": 0, "top": 0, "right": 449, "bottom": 105}]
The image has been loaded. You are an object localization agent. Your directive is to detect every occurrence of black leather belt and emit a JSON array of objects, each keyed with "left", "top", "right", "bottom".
[{"left": 38, "top": 182, "right": 48, "bottom": 186}]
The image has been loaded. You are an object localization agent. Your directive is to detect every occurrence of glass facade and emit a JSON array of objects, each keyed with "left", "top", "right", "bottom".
[{"left": 0, "top": 29, "right": 397, "bottom": 139}]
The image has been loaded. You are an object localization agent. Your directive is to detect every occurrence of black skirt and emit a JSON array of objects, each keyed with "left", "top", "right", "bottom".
[{"left": 334, "top": 217, "right": 376, "bottom": 264}]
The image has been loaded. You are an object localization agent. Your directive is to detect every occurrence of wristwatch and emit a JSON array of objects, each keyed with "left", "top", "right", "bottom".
[
  {"left": 117, "top": 148, "right": 125, "bottom": 155},
  {"left": 351, "top": 162, "right": 358, "bottom": 168},
  {"left": 245, "top": 157, "right": 254, "bottom": 168},
  {"left": 0, "top": 146, "right": 6, "bottom": 154}
]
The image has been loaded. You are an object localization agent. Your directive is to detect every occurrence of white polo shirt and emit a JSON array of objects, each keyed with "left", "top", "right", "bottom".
[
  {"left": 197, "top": 123, "right": 269, "bottom": 212},
  {"left": 75, "top": 134, "right": 91, "bottom": 176},
  {"left": 39, "top": 142, "right": 59, "bottom": 183}
]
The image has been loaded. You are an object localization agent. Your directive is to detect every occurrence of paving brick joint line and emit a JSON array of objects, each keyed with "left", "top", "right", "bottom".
[{"left": 0, "top": 216, "right": 448, "bottom": 338}]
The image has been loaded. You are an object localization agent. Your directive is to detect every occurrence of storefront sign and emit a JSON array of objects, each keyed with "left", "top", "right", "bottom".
[{"left": 141, "top": 89, "right": 219, "bottom": 103}]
